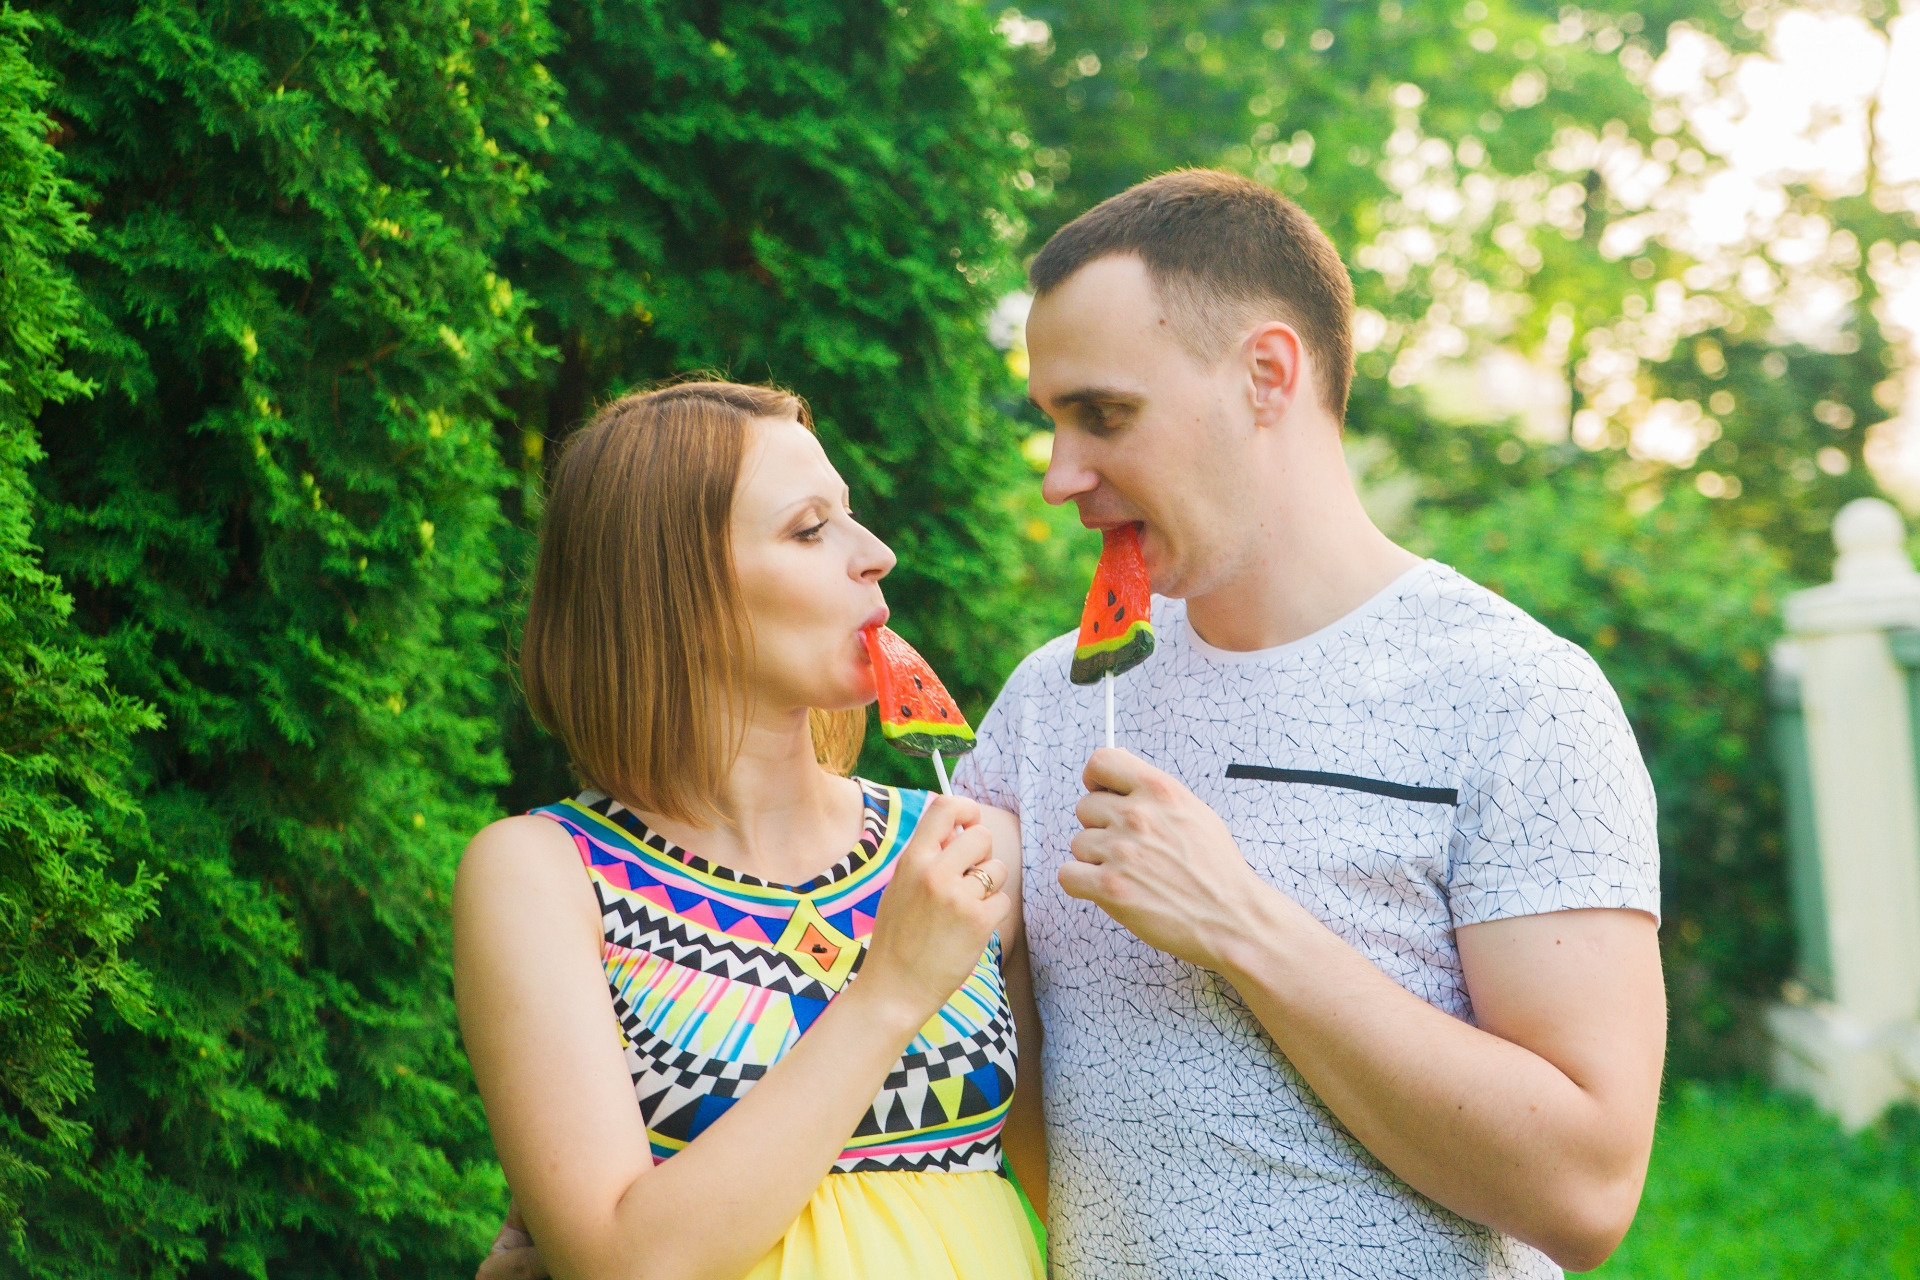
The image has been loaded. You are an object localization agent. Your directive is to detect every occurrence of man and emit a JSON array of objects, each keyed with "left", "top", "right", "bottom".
[
  {"left": 949, "top": 169, "right": 1664, "bottom": 1278},
  {"left": 481, "top": 169, "right": 1664, "bottom": 1279}
]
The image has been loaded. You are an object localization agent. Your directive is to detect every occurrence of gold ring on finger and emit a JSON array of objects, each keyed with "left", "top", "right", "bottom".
[{"left": 967, "top": 866, "right": 997, "bottom": 895}]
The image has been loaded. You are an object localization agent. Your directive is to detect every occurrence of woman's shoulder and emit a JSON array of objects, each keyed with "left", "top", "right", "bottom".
[
  {"left": 850, "top": 776, "right": 934, "bottom": 802},
  {"left": 456, "top": 811, "right": 586, "bottom": 904},
  {"left": 850, "top": 776, "right": 945, "bottom": 830}
]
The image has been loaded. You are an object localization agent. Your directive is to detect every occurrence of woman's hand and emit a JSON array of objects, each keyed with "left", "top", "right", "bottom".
[
  {"left": 475, "top": 1199, "right": 546, "bottom": 1280},
  {"left": 855, "top": 795, "right": 1011, "bottom": 1026}
]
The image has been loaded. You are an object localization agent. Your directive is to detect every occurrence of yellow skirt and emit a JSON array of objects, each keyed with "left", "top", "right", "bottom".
[{"left": 742, "top": 1169, "right": 1044, "bottom": 1280}]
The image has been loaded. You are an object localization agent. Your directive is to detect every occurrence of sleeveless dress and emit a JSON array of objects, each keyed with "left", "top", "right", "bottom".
[{"left": 532, "top": 779, "right": 1044, "bottom": 1280}]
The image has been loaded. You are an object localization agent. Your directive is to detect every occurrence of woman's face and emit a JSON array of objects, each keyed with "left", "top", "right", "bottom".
[{"left": 730, "top": 417, "right": 896, "bottom": 716}]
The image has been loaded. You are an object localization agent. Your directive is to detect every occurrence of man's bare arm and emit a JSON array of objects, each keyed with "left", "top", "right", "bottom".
[
  {"left": 1216, "top": 906, "right": 1663, "bottom": 1269},
  {"left": 1060, "top": 747, "right": 1665, "bottom": 1271}
]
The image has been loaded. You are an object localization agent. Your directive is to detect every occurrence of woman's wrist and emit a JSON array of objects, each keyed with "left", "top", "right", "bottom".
[{"left": 837, "top": 970, "right": 936, "bottom": 1046}]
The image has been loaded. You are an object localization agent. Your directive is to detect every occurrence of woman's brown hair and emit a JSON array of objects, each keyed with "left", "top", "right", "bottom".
[{"left": 520, "top": 379, "right": 865, "bottom": 826}]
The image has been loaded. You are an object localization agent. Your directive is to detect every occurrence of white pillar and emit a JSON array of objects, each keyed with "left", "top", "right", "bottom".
[{"left": 1771, "top": 498, "right": 1920, "bottom": 1128}]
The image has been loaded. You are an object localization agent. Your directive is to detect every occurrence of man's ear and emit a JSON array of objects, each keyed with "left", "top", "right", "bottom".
[{"left": 1245, "top": 322, "right": 1307, "bottom": 429}]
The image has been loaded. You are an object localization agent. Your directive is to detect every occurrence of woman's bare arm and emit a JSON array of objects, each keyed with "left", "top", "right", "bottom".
[{"left": 454, "top": 796, "right": 1008, "bottom": 1280}]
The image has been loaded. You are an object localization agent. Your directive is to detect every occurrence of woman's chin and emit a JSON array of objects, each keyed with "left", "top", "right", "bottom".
[
  {"left": 793, "top": 676, "right": 875, "bottom": 716},
  {"left": 809, "top": 692, "right": 875, "bottom": 715}
]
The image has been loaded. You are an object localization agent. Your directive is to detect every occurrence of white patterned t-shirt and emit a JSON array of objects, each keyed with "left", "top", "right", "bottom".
[{"left": 952, "top": 559, "right": 1659, "bottom": 1280}]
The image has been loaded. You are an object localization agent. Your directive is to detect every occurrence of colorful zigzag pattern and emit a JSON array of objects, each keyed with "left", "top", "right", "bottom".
[{"left": 533, "top": 780, "right": 1017, "bottom": 1174}]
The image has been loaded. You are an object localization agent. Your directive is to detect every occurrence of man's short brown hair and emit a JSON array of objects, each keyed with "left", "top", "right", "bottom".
[{"left": 1029, "top": 169, "right": 1355, "bottom": 422}]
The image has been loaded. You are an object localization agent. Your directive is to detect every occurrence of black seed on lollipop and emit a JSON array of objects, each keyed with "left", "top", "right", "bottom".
[
  {"left": 1113, "top": 606, "right": 1124, "bottom": 622},
  {"left": 1106, "top": 589, "right": 1116, "bottom": 607},
  {"left": 899, "top": 704, "right": 911, "bottom": 717}
]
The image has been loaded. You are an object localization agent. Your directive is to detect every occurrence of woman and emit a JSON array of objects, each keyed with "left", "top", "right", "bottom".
[{"left": 454, "top": 380, "right": 1047, "bottom": 1280}]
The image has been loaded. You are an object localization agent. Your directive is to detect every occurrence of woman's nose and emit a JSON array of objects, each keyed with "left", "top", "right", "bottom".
[{"left": 855, "top": 526, "right": 897, "bottom": 581}]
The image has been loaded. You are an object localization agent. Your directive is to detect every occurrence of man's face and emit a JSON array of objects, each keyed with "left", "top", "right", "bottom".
[{"left": 1026, "top": 254, "right": 1258, "bottom": 600}]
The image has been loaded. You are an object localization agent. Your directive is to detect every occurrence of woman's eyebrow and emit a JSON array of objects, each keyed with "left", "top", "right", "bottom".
[{"left": 770, "top": 494, "right": 833, "bottom": 525}]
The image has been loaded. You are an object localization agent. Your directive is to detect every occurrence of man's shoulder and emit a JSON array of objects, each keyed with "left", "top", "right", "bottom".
[
  {"left": 1398, "top": 564, "right": 1637, "bottom": 776},
  {"left": 1397, "top": 562, "right": 1612, "bottom": 698}
]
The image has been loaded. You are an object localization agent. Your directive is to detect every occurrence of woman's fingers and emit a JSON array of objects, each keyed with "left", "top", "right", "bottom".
[
  {"left": 900, "top": 795, "right": 982, "bottom": 867},
  {"left": 968, "top": 857, "right": 1010, "bottom": 898},
  {"left": 475, "top": 1246, "right": 547, "bottom": 1280},
  {"left": 858, "top": 791, "right": 1012, "bottom": 1017},
  {"left": 925, "top": 793, "right": 983, "bottom": 839},
  {"left": 928, "top": 820, "right": 993, "bottom": 878}
]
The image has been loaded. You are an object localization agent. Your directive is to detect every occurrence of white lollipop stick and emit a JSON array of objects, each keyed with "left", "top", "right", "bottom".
[
  {"left": 932, "top": 749, "right": 951, "bottom": 795},
  {"left": 1105, "top": 671, "right": 1115, "bottom": 749}
]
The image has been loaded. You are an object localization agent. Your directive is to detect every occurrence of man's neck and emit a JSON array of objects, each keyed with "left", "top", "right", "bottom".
[{"left": 1182, "top": 445, "right": 1421, "bottom": 654}]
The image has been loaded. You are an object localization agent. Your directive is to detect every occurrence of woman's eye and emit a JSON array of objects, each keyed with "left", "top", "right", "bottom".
[{"left": 795, "top": 520, "right": 829, "bottom": 542}]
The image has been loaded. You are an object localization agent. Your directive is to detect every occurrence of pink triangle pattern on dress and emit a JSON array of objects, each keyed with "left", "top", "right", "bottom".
[
  {"left": 726, "top": 915, "right": 774, "bottom": 944},
  {"left": 679, "top": 898, "right": 723, "bottom": 932}
]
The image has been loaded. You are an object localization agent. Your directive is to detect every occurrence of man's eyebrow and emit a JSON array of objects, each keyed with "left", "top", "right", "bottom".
[{"left": 1033, "top": 386, "right": 1145, "bottom": 413}]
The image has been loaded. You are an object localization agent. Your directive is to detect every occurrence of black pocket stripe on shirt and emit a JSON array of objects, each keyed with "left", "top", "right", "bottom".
[{"left": 1224, "top": 764, "right": 1458, "bottom": 806}]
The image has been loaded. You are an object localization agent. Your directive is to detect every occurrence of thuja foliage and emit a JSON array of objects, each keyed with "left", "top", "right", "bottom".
[
  {"left": 1006, "top": 0, "right": 1914, "bottom": 1073},
  {"left": 0, "top": 5, "right": 158, "bottom": 1235},
  {"left": 15, "top": 0, "right": 557, "bottom": 1273},
  {"left": 497, "top": 0, "right": 1038, "bottom": 804}
]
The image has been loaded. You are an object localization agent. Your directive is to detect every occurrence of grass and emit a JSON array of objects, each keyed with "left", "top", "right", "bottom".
[{"left": 1589, "top": 1082, "right": 1920, "bottom": 1278}]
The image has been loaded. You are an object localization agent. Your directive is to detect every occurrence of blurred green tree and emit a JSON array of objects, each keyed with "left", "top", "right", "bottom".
[
  {"left": 494, "top": 0, "right": 1041, "bottom": 804},
  {"left": 13, "top": 0, "right": 557, "bottom": 1273},
  {"left": 997, "top": 0, "right": 1917, "bottom": 1074},
  {"left": 0, "top": 4, "right": 158, "bottom": 1238}
]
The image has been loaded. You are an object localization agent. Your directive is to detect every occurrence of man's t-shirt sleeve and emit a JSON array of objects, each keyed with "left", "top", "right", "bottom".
[
  {"left": 1447, "top": 642, "right": 1661, "bottom": 927},
  {"left": 950, "top": 667, "right": 1023, "bottom": 815}
]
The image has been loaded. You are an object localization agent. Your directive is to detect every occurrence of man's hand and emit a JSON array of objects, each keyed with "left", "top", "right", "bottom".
[
  {"left": 475, "top": 1200, "right": 547, "bottom": 1280},
  {"left": 1060, "top": 747, "right": 1288, "bottom": 969}
]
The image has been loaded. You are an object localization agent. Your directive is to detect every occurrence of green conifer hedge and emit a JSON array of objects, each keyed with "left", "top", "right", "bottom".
[
  {"left": 14, "top": 0, "right": 557, "bottom": 1272},
  {"left": 0, "top": 4, "right": 158, "bottom": 1239},
  {"left": 496, "top": 0, "right": 1041, "bottom": 804},
  {"left": 5, "top": 0, "right": 1047, "bottom": 1269}
]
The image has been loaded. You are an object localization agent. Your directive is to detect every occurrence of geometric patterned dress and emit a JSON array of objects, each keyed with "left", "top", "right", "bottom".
[{"left": 531, "top": 779, "right": 1043, "bottom": 1278}]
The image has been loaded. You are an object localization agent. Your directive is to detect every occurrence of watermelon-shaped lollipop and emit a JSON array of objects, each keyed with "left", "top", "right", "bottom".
[
  {"left": 862, "top": 624, "right": 974, "bottom": 791},
  {"left": 1072, "top": 524, "right": 1155, "bottom": 684},
  {"left": 1070, "top": 524, "right": 1155, "bottom": 746}
]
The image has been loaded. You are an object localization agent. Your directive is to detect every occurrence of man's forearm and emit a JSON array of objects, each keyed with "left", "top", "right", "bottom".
[{"left": 1214, "top": 891, "right": 1652, "bottom": 1270}]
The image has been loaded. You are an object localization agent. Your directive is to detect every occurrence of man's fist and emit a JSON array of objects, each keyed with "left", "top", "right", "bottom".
[{"left": 1060, "top": 748, "right": 1290, "bottom": 971}]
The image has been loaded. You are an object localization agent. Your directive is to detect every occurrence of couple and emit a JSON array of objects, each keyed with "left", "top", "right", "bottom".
[{"left": 455, "top": 171, "right": 1667, "bottom": 1280}]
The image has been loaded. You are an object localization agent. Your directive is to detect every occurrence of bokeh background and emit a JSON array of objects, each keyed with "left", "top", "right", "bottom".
[{"left": 1, "top": 0, "right": 1916, "bottom": 1275}]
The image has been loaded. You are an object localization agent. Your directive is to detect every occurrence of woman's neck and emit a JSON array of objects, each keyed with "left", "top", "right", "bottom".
[{"left": 640, "top": 705, "right": 864, "bottom": 885}]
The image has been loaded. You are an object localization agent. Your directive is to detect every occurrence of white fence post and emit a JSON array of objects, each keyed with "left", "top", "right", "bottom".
[{"left": 1770, "top": 497, "right": 1920, "bottom": 1128}]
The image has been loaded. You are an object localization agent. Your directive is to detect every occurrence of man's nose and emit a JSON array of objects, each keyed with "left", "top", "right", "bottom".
[{"left": 1040, "top": 438, "right": 1098, "bottom": 508}]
